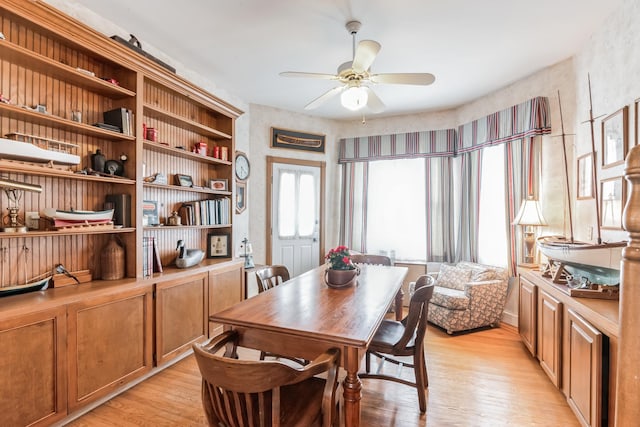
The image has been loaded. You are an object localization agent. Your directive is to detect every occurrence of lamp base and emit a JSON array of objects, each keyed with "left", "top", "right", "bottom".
[
  {"left": 518, "top": 262, "right": 539, "bottom": 270},
  {"left": 243, "top": 254, "right": 255, "bottom": 269}
]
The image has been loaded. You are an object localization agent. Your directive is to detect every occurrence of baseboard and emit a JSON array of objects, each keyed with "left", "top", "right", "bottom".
[{"left": 502, "top": 310, "right": 518, "bottom": 327}]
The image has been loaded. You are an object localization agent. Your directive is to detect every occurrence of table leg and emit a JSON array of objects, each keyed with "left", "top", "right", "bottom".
[
  {"left": 342, "top": 346, "right": 362, "bottom": 427},
  {"left": 395, "top": 289, "right": 404, "bottom": 321}
]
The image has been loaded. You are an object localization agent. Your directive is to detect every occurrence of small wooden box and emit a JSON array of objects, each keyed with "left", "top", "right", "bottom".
[{"left": 51, "top": 269, "right": 92, "bottom": 288}]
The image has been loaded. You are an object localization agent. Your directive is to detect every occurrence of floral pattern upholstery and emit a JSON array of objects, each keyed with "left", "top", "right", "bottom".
[
  {"left": 434, "top": 264, "right": 472, "bottom": 291},
  {"left": 430, "top": 286, "right": 469, "bottom": 310},
  {"left": 427, "top": 262, "right": 508, "bottom": 334}
]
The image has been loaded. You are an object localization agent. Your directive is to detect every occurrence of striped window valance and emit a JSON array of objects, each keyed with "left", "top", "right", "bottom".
[
  {"left": 457, "top": 96, "right": 551, "bottom": 154},
  {"left": 338, "top": 96, "right": 551, "bottom": 163},
  {"left": 338, "top": 129, "right": 456, "bottom": 163}
]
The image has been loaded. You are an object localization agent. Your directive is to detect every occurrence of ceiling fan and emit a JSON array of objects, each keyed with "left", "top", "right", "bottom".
[{"left": 280, "top": 20, "right": 436, "bottom": 113}]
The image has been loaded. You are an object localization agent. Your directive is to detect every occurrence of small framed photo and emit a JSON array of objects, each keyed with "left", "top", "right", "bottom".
[
  {"left": 577, "top": 153, "right": 594, "bottom": 199},
  {"left": 601, "top": 106, "right": 628, "bottom": 168},
  {"left": 236, "top": 180, "right": 247, "bottom": 214},
  {"left": 210, "top": 178, "right": 228, "bottom": 191},
  {"left": 600, "top": 176, "right": 625, "bottom": 229},
  {"left": 142, "top": 200, "right": 159, "bottom": 226},
  {"left": 207, "top": 232, "right": 231, "bottom": 258},
  {"left": 174, "top": 174, "right": 193, "bottom": 187}
]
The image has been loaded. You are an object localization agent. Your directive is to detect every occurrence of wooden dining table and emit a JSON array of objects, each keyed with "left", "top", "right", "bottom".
[{"left": 209, "top": 263, "right": 408, "bottom": 427}]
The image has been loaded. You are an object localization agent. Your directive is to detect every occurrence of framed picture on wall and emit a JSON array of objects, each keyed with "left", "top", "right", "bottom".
[
  {"left": 600, "top": 176, "right": 625, "bottom": 229},
  {"left": 601, "top": 106, "right": 628, "bottom": 168},
  {"left": 236, "top": 180, "right": 247, "bottom": 214},
  {"left": 577, "top": 153, "right": 594, "bottom": 199},
  {"left": 271, "top": 127, "right": 325, "bottom": 153}
]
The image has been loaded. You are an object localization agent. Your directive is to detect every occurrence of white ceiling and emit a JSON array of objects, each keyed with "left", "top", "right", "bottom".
[{"left": 66, "top": 0, "right": 621, "bottom": 120}]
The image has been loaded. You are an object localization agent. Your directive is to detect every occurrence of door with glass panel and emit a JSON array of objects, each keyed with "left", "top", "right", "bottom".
[{"left": 271, "top": 162, "right": 321, "bottom": 277}]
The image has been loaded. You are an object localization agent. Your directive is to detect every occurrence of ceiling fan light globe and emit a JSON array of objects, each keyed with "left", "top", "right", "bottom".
[{"left": 341, "top": 86, "right": 368, "bottom": 111}]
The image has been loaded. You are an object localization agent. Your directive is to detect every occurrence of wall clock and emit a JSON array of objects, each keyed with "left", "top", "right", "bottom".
[{"left": 235, "top": 151, "right": 250, "bottom": 181}]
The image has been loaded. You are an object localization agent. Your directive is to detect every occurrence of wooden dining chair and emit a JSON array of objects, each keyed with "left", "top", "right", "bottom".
[
  {"left": 349, "top": 254, "right": 391, "bottom": 266},
  {"left": 193, "top": 330, "right": 340, "bottom": 427},
  {"left": 350, "top": 254, "right": 403, "bottom": 320},
  {"left": 254, "top": 264, "right": 307, "bottom": 365},
  {"left": 360, "top": 274, "right": 435, "bottom": 413},
  {"left": 255, "top": 265, "right": 290, "bottom": 293}
]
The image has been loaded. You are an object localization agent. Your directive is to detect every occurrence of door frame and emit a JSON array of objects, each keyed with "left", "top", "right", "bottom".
[{"left": 266, "top": 156, "right": 326, "bottom": 266}]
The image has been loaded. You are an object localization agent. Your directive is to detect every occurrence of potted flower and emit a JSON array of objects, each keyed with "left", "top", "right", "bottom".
[{"left": 324, "top": 245, "right": 360, "bottom": 288}]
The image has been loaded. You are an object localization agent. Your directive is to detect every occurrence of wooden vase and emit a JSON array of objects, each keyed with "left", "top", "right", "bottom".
[
  {"left": 325, "top": 267, "right": 360, "bottom": 288},
  {"left": 101, "top": 236, "right": 125, "bottom": 280}
]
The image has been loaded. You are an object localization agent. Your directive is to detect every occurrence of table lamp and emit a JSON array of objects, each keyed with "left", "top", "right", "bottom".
[
  {"left": 240, "top": 237, "right": 255, "bottom": 269},
  {"left": 0, "top": 178, "right": 42, "bottom": 233},
  {"left": 513, "top": 196, "right": 547, "bottom": 267}
]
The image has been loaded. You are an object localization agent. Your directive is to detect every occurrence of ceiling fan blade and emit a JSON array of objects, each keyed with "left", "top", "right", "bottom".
[
  {"left": 304, "top": 86, "right": 345, "bottom": 110},
  {"left": 363, "top": 87, "right": 385, "bottom": 113},
  {"left": 280, "top": 71, "right": 339, "bottom": 80},
  {"left": 352, "top": 40, "right": 381, "bottom": 73},
  {"left": 370, "top": 73, "right": 436, "bottom": 86}
]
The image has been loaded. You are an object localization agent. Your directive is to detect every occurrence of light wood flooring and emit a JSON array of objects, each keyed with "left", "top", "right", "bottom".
[{"left": 67, "top": 324, "right": 579, "bottom": 426}]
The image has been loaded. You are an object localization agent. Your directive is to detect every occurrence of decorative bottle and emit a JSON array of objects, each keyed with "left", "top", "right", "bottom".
[{"left": 91, "top": 149, "right": 106, "bottom": 173}]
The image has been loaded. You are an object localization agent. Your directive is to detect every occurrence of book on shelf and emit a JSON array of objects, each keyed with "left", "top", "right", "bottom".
[
  {"left": 177, "top": 197, "right": 231, "bottom": 226},
  {"left": 142, "top": 236, "right": 154, "bottom": 277},
  {"left": 103, "top": 107, "right": 134, "bottom": 135},
  {"left": 152, "top": 237, "right": 163, "bottom": 273}
]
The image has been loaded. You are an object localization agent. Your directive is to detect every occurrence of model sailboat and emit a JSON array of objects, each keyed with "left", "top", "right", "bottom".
[{"left": 536, "top": 81, "right": 626, "bottom": 273}]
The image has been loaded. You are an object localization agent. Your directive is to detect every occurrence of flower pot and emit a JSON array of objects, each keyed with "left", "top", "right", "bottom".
[{"left": 325, "top": 267, "right": 360, "bottom": 288}]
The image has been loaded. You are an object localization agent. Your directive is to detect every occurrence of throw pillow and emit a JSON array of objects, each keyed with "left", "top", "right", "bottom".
[
  {"left": 470, "top": 269, "right": 495, "bottom": 282},
  {"left": 435, "top": 264, "right": 472, "bottom": 291}
]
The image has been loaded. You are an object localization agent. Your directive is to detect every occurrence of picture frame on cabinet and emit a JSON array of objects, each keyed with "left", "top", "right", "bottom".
[
  {"left": 600, "top": 176, "right": 625, "bottom": 229},
  {"left": 142, "top": 200, "right": 159, "bottom": 226},
  {"left": 271, "top": 127, "right": 325, "bottom": 153},
  {"left": 210, "top": 178, "right": 228, "bottom": 191},
  {"left": 601, "top": 106, "right": 628, "bottom": 168},
  {"left": 577, "top": 153, "right": 594, "bottom": 199},
  {"left": 207, "top": 232, "right": 231, "bottom": 258},
  {"left": 236, "top": 181, "right": 247, "bottom": 214},
  {"left": 174, "top": 174, "right": 193, "bottom": 187}
]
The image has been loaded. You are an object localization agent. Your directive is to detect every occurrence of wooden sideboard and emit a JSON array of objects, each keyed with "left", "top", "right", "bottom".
[
  {"left": 0, "top": 259, "right": 244, "bottom": 426},
  {"left": 519, "top": 271, "right": 618, "bottom": 427}
]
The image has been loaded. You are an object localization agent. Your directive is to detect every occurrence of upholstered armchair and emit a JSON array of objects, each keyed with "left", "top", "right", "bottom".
[{"left": 426, "top": 261, "right": 508, "bottom": 334}]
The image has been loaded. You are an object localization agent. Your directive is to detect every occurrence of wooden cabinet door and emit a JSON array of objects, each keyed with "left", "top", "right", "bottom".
[
  {"left": 567, "top": 309, "right": 603, "bottom": 427},
  {"left": 209, "top": 263, "right": 244, "bottom": 336},
  {"left": 155, "top": 273, "right": 208, "bottom": 365},
  {"left": 518, "top": 276, "right": 537, "bottom": 356},
  {"left": 0, "top": 307, "right": 67, "bottom": 426},
  {"left": 538, "top": 289, "right": 562, "bottom": 387},
  {"left": 67, "top": 286, "right": 154, "bottom": 412}
]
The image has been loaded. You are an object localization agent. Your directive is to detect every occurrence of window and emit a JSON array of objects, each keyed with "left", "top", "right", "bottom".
[
  {"left": 366, "top": 158, "right": 426, "bottom": 261},
  {"left": 478, "top": 145, "right": 507, "bottom": 267},
  {"left": 356, "top": 147, "right": 507, "bottom": 265},
  {"left": 277, "top": 170, "right": 317, "bottom": 238}
]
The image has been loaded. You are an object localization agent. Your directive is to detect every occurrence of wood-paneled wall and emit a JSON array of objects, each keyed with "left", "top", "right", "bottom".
[{"left": 0, "top": 0, "right": 241, "bottom": 286}]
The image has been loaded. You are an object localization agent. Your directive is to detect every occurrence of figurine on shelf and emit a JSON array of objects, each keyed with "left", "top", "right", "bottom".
[{"left": 175, "top": 239, "right": 204, "bottom": 269}]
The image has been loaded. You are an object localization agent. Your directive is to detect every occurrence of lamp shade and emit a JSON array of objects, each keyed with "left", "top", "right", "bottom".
[
  {"left": 513, "top": 197, "right": 547, "bottom": 226},
  {"left": 341, "top": 86, "right": 368, "bottom": 111}
]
